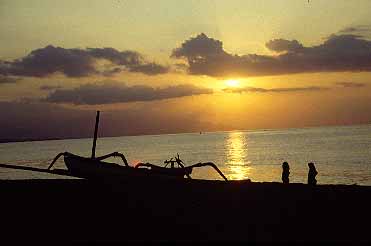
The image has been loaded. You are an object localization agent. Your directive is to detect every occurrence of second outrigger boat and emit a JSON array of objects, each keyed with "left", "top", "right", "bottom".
[{"left": 47, "top": 111, "right": 232, "bottom": 182}]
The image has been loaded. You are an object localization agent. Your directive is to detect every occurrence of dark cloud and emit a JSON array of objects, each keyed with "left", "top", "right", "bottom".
[
  {"left": 0, "top": 45, "right": 169, "bottom": 78},
  {"left": 87, "top": 48, "right": 170, "bottom": 75},
  {"left": 1, "top": 45, "right": 96, "bottom": 77},
  {"left": 174, "top": 63, "right": 189, "bottom": 71},
  {"left": 335, "top": 82, "right": 366, "bottom": 88},
  {"left": 87, "top": 48, "right": 142, "bottom": 66},
  {"left": 222, "top": 86, "right": 329, "bottom": 94},
  {"left": 40, "top": 85, "right": 63, "bottom": 91},
  {"left": 172, "top": 33, "right": 226, "bottom": 59},
  {"left": 128, "top": 63, "right": 170, "bottom": 75},
  {"left": 44, "top": 83, "right": 213, "bottom": 105},
  {"left": 265, "top": 39, "right": 304, "bottom": 53},
  {"left": 339, "top": 25, "right": 371, "bottom": 35},
  {"left": 172, "top": 33, "right": 371, "bottom": 77},
  {"left": 0, "top": 75, "right": 19, "bottom": 84}
]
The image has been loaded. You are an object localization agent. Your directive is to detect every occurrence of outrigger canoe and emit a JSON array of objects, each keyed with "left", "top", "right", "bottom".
[
  {"left": 46, "top": 111, "right": 235, "bottom": 182},
  {"left": 48, "top": 151, "right": 229, "bottom": 181}
]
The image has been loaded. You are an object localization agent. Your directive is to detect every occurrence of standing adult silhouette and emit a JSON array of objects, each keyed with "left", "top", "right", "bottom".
[
  {"left": 307, "top": 162, "right": 318, "bottom": 185},
  {"left": 282, "top": 162, "right": 290, "bottom": 184}
]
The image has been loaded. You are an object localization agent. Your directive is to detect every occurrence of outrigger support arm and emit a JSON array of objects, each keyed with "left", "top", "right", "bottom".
[
  {"left": 48, "top": 152, "right": 71, "bottom": 170},
  {"left": 135, "top": 162, "right": 193, "bottom": 178},
  {"left": 187, "top": 162, "right": 228, "bottom": 181},
  {"left": 48, "top": 151, "right": 129, "bottom": 170},
  {"left": 94, "top": 152, "right": 129, "bottom": 166},
  {"left": 136, "top": 160, "right": 227, "bottom": 181}
]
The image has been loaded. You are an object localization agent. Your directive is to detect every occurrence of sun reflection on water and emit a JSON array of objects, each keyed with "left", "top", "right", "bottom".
[{"left": 225, "top": 131, "right": 251, "bottom": 180}]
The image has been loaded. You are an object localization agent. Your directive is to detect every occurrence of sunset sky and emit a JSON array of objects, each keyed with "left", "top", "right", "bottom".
[{"left": 1, "top": 0, "right": 371, "bottom": 141}]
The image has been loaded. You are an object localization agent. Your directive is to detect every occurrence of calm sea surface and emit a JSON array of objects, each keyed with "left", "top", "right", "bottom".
[{"left": 1, "top": 124, "right": 371, "bottom": 185}]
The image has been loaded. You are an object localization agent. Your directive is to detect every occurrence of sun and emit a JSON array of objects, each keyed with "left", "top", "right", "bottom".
[{"left": 225, "top": 79, "right": 240, "bottom": 87}]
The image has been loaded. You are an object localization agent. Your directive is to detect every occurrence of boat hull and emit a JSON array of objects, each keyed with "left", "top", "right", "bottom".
[
  {"left": 64, "top": 154, "right": 193, "bottom": 181},
  {"left": 64, "top": 154, "right": 137, "bottom": 179},
  {"left": 63, "top": 153, "right": 252, "bottom": 184}
]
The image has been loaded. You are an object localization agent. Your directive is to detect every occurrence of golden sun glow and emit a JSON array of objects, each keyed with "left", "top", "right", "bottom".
[
  {"left": 225, "top": 79, "right": 240, "bottom": 87},
  {"left": 225, "top": 131, "right": 251, "bottom": 180}
]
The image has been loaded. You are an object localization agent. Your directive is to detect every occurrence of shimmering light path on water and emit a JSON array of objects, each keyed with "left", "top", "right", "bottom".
[{"left": 1, "top": 124, "right": 371, "bottom": 185}]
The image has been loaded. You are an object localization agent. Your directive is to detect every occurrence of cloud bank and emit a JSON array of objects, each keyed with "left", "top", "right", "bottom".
[
  {"left": 222, "top": 86, "right": 328, "bottom": 94},
  {"left": 335, "top": 82, "right": 366, "bottom": 88},
  {"left": 0, "top": 75, "right": 19, "bottom": 84},
  {"left": 339, "top": 25, "right": 371, "bottom": 35},
  {"left": 2, "top": 30, "right": 371, "bottom": 80},
  {"left": 39, "top": 85, "right": 63, "bottom": 91},
  {"left": 0, "top": 46, "right": 169, "bottom": 78},
  {"left": 172, "top": 33, "right": 371, "bottom": 77},
  {"left": 44, "top": 83, "right": 213, "bottom": 105}
]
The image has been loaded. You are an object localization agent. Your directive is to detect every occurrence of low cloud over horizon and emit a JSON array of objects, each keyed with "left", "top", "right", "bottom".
[
  {"left": 222, "top": 86, "right": 329, "bottom": 94},
  {"left": 0, "top": 101, "right": 213, "bottom": 142},
  {"left": 0, "top": 75, "right": 19, "bottom": 84},
  {"left": 338, "top": 24, "right": 371, "bottom": 35},
  {"left": 2, "top": 95, "right": 371, "bottom": 142},
  {"left": 335, "top": 82, "right": 366, "bottom": 88},
  {"left": 44, "top": 83, "right": 213, "bottom": 105},
  {"left": 222, "top": 82, "right": 367, "bottom": 94},
  {"left": 39, "top": 85, "right": 63, "bottom": 91}
]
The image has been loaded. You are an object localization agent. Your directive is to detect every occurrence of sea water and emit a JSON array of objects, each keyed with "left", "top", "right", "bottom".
[{"left": 1, "top": 124, "right": 371, "bottom": 185}]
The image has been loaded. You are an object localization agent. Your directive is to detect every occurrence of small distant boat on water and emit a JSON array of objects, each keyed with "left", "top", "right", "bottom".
[{"left": 46, "top": 111, "right": 236, "bottom": 183}]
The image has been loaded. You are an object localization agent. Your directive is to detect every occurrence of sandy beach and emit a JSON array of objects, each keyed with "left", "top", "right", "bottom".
[{"left": 1, "top": 178, "right": 371, "bottom": 243}]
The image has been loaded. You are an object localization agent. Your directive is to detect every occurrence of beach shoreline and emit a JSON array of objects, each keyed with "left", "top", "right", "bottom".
[{"left": 1, "top": 178, "right": 370, "bottom": 243}]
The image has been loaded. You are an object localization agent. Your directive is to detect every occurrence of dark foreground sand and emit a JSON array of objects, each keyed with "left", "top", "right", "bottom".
[{"left": 1, "top": 178, "right": 371, "bottom": 243}]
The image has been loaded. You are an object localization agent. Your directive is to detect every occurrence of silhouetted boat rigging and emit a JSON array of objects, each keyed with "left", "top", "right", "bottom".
[{"left": 45, "top": 111, "right": 234, "bottom": 182}]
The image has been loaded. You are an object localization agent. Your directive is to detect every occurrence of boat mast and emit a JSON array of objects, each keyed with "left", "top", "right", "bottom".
[{"left": 91, "top": 111, "right": 100, "bottom": 159}]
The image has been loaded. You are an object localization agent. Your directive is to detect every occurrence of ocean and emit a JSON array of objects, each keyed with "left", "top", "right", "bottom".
[{"left": 1, "top": 124, "right": 371, "bottom": 185}]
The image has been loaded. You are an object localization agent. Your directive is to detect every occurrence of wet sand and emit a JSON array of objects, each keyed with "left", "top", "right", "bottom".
[{"left": 1, "top": 178, "right": 371, "bottom": 243}]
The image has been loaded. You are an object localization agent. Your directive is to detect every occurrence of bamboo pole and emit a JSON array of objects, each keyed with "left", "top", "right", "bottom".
[{"left": 91, "top": 111, "right": 100, "bottom": 159}]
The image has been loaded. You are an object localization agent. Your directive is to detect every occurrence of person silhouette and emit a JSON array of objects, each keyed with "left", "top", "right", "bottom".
[
  {"left": 307, "top": 162, "right": 318, "bottom": 185},
  {"left": 282, "top": 162, "right": 290, "bottom": 184}
]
